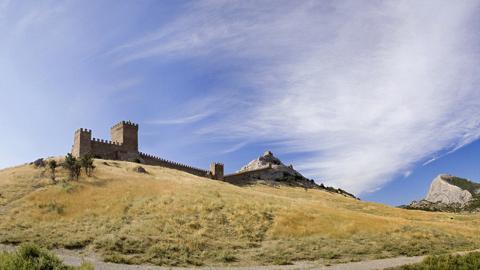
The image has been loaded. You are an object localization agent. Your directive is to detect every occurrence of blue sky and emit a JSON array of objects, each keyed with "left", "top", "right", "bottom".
[{"left": 1, "top": 0, "right": 480, "bottom": 205}]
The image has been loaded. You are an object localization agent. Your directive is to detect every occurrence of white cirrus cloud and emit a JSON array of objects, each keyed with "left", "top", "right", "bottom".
[{"left": 112, "top": 0, "right": 480, "bottom": 194}]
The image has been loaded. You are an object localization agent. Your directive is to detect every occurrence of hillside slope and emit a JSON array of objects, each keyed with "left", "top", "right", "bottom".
[{"left": 1, "top": 159, "right": 480, "bottom": 267}]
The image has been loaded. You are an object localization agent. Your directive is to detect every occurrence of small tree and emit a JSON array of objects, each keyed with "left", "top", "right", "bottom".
[
  {"left": 63, "top": 153, "right": 81, "bottom": 181},
  {"left": 48, "top": 160, "right": 57, "bottom": 183},
  {"left": 73, "top": 162, "right": 81, "bottom": 180},
  {"left": 80, "top": 154, "right": 95, "bottom": 177}
]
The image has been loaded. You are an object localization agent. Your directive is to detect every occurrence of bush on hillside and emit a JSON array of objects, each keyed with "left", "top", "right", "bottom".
[
  {"left": 80, "top": 155, "right": 95, "bottom": 177},
  {"left": 63, "top": 154, "right": 81, "bottom": 181},
  {"left": 393, "top": 252, "right": 480, "bottom": 270},
  {"left": 0, "top": 243, "right": 94, "bottom": 270},
  {"left": 48, "top": 160, "right": 58, "bottom": 183}
]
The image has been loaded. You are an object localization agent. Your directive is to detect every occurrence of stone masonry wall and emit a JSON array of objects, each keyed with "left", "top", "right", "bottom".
[
  {"left": 90, "top": 138, "right": 124, "bottom": 160},
  {"left": 72, "top": 121, "right": 221, "bottom": 180},
  {"left": 223, "top": 167, "right": 273, "bottom": 182},
  {"left": 140, "top": 152, "right": 210, "bottom": 178}
]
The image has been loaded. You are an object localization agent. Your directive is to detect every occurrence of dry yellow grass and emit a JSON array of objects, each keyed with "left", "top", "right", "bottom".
[{"left": 1, "top": 158, "right": 480, "bottom": 266}]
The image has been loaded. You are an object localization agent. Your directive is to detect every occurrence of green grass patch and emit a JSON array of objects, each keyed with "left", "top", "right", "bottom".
[
  {"left": 390, "top": 252, "right": 480, "bottom": 270},
  {"left": 0, "top": 243, "right": 93, "bottom": 270}
]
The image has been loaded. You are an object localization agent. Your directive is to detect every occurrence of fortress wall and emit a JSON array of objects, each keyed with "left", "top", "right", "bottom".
[
  {"left": 223, "top": 167, "right": 273, "bottom": 182},
  {"left": 72, "top": 121, "right": 219, "bottom": 180},
  {"left": 90, "top": 138, "right": 123, "bottom": 160},
  {"left": 139, "top": 152, "right": 210, "bottom": 178}
]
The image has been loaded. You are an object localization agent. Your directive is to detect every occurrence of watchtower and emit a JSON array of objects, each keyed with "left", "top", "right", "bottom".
[
  {"left": 210, "top": 162, "right": 224, "bottom": 180},
  {"left": 110, "top": 121, "right": 139, "bottom": 152},
  {"left": 72, "top": 128, "right": 92, "bottom": 157}
]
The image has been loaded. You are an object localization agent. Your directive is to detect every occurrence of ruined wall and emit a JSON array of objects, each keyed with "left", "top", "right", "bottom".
[
  {"left": 223, "top": 167, "right": 274, "bottom": 182},
  {"left": 139, "top": 152, "right": 210, "bottom": 178}
]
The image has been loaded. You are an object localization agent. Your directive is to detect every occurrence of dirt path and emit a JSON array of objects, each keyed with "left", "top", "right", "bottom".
[
  {"left": 1, "top": 244, "right": 478, "bottom": 270},
  {"left": 58, "top": 254, "right": 425, "bottom": 270},
  {"left": 60, "top": 256, "right": 424, "bottom": 270}
]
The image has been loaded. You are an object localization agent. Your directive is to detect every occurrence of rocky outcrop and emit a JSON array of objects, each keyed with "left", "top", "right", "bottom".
[
  {"left": 425, "top": 174, "right": 472, "bottom": 205},
  {"left": 405, "top": 199, "right": 463, "bottom": 212},
  {"left": 404, "top": 174, "right": 480, "bottom": 212},
  {"left": 228, "top": 150, "right": 358, "bottom": 199},
  {"left": 237, "top": 150, "right": 303, "bottom": 180}
]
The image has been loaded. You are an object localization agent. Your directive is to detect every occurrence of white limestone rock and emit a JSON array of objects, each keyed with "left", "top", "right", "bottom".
[
  {"left": 425, "top": 174, "right": 473, "bottom": 205},
  {"left": 238, "top": 150, "right": 303, "bottom": 179}
]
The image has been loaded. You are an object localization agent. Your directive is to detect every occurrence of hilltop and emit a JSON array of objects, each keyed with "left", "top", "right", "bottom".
[
  {"left": 1, "top": 160, "right": 480, "bottom": 267},
  {"left": 225, "top": 151, "right": 356, "bottom": 198},
  {"left": 404, "top": 174, "right": 480, "bottom": 212}
]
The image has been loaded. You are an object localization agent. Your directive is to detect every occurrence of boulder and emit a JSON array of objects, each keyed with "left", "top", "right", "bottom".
[
  {"left": 32, "top": 158, "right": 45, "bottom": 168},
  {"left": 133, "top": 166, "right": 147, "bottom": 174}
]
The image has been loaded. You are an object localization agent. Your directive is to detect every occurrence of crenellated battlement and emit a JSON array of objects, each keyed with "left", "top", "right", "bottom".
[
  {"left": 71, "top": 121, "right": 222, "bottom": 180},
  {"left": 139, "top": 152, "right": 210, "bottom": 177},
  {"left": 76, "top": 128, "right": 92, "bottom": 134},
  {"left": 111, "top": 120, "right": 138, "bottom": 152},
  {"left": 92, "top": 138, "right": 122, "bottom": 146},
  {"left": 111, "top": 120, "right": 139, "bottom": 129}
]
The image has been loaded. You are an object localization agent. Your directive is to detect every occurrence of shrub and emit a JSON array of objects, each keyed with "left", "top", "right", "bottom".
[
  {"left": 393, "top": 252, "right": 480, "bottom": 270},
  {"left": 0, "top": 243, "right": 94, "bottom": 270},
  {"left": 63, "top": 154, "right": 81, "bottom": 181},
  {"left": 80, "top": 155, "right": 95, "bottom": 177},
  {"left": 48, "top": 160, "right": 58, "bottom": 183}
]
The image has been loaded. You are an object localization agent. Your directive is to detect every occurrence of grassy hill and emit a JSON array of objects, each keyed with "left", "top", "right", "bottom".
[{"left": 1, "top": 159, "right": 480, "bottom": 267}]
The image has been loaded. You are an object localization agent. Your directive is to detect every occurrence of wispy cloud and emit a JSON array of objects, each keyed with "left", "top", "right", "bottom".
[
  {"left": 220, "top": 141, "right": 250, "bottom": 154},
  {"left": 146, "top": 93, "right": 226, "bottom": 126},
  {"left": 147, "top": 111, "right": 213, "bottom": 125},
  {"left": 111, "top": 0, "right": 480, "bottom": 194},
  {"left": 107, "top": 77, "right": 143, "bottom": 93}
]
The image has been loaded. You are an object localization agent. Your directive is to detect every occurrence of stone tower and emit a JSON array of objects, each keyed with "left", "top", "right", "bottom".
[
  {"left": 110, "top": 121, "right": 139, "bottom": 152},
  {"left": 210, "top": 162, "right": 224, "bottom": 180},
  {"left": 72, "top": 128, "right": 92, "bottom": 157}
]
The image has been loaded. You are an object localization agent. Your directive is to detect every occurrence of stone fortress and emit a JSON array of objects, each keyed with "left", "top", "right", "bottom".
[
  {"left": 72, "top": 121, "right": 224, "bottom": 179},
  {"left": 73, "top": 120, "right": 293, "bottom": 182},
  {"left": 72, "top": 121, "right": 355, "bottom": 194},
  {"left": 71, "top": 121, "right": 336, "bottom": 190}
]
